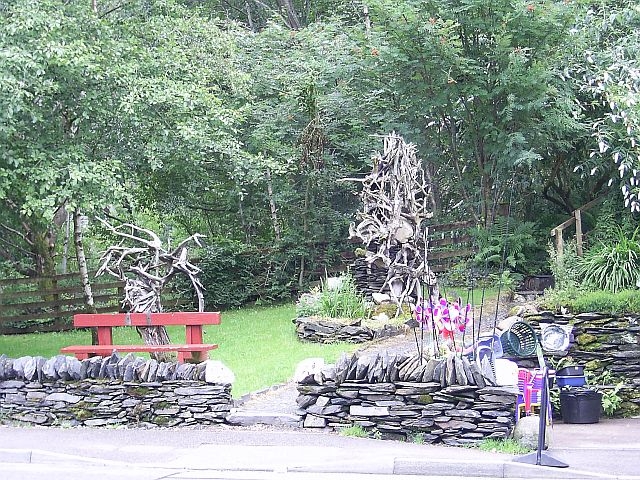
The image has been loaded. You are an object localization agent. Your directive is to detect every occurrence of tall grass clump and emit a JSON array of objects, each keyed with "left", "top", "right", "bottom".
[
  {"left": 576, "top": 226, "right": 640, "bottom": 293},
  {"left": 296, "top": 274, "right": 370, "bottom": 320}
]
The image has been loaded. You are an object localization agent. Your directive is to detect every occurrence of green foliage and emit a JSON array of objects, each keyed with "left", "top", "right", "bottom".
[
  {"left": 541, "top": 288, "right": 640, "bottom": 314},
  {"left": 572, "top": 289, "right": 640, "bottom": 314},
  {"left": 472, "top": 219, "right": 546, "bottom": 275},
  {"left": 585, "top": 370, "right": 625, "bottom": 417},
  {"left": 296, "top": 274, "right": 370, "bottom": 319},
  {"left": 198, "top": 240, "right": 294, "bottom": 309},
  {"left": 548, "top": 241, "right": 581, "bottom": 290},
  {"left": 567, "top": 0, "right": 640, "bottom": 213},
  {"left": 576, "top": 226, "right": 640, "bottom": 292},
  {"left": 408, "top": 432, "right": 426, "bottom": 444},
  {"left": 364, "top": 0, "right": 581, "bottom": 220},
  {"left": 476, "top": 438, "right": 533, "bottom": 454},
  {"left": 601, "top": 383, "right": 625, "bottom": 416},
  {"left": 0, "top": 0, "right": 247, "bottom": 276},
  {"left": 338, "top": 425, "right": 370, "bottom": 438}
]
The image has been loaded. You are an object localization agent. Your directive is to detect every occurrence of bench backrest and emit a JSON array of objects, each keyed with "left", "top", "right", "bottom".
[{"left": 73, "top": 312, "right": 221, "bottom": 327}]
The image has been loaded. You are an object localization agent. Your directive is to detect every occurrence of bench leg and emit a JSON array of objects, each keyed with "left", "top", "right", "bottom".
[{"left": 178, "top": 351, "right": 208, "bottom": 363}]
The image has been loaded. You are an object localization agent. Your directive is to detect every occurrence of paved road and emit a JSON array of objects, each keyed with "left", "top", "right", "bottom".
[{"left": 1, "top": 418, "right": 639, "bottom": 479}]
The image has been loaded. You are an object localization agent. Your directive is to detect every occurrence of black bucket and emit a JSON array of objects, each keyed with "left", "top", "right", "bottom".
[{"left": 560, "top": 389, "right": 602, "bottom": 424}]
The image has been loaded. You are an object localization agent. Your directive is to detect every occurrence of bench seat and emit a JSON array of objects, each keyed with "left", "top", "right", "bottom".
[{"left": 61, "top": 343, "right": 218, "bottom": 363}]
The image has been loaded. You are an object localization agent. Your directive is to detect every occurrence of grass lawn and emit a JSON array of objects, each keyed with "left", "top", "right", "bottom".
[{"left": 0, "top": 303, "right": 359, "bottom": 397}]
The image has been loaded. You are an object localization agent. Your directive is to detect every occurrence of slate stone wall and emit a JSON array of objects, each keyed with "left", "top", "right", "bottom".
[
  {"left": 296, "top": 352, "right": 518, "bottom": 444},
  {"left": 510, "top": 310, "right": 640, "bottom": 416},
  {"left": 293, "top": 317, "right": 403, "bottom": 343},
  {"left": 0, "top": 353, "right": 233, "bottom": 427}
]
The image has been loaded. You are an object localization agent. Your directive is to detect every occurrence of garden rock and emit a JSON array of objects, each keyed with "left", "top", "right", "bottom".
[
  {"left": 512, "top": 415, "right": 550, "bottom": 450},
  {"left": 0, "top": 354, "right": 234, "bottom": 427},
  {"left": 294, "top": 358, "right": 325, "bottom": 383},
  {"left": 204, "top": 360, "right": 235, "bottom": 384}
]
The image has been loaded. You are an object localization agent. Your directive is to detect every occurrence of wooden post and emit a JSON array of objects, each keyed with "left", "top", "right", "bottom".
[
  {"left": 575, "top": 209, "right": 583, "bottom": 256},
  {"left": 554, "top": 228, "right": 564, "bottom": 256}
]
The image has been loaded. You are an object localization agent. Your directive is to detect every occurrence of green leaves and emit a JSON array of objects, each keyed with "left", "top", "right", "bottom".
[
  {"left": 361, "top": 0, "right": 581, "bottom": 222},
  {"left": 577, "top": 227, "right": 640, "bottom": 293}
]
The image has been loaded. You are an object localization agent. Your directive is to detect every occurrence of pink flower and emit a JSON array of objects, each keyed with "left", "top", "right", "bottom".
[{"left": 413, "top": 296, "right": 472, "bottom": 339}]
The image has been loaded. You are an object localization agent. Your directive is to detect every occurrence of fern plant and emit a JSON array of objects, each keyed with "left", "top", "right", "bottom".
[
  {"left": 472, "top": 218, "right": 545, "bottom": 274},
  {"left": 576, "top": 226, "right": 640, "bottom": 293}
]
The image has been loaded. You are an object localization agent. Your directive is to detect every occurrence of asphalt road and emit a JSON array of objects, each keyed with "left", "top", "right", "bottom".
[{"left": 1, "top": 418, "right": 639, "bottom": 480}]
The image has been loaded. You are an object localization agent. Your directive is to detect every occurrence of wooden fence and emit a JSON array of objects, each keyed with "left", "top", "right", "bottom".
[
  {"left": 550, "top": 197, "right": 604, "bottom": 256},
  {"left": 0, "top": 272, "right": 190, "bottom": 335},
  {"left": 427, "top": 220, "right": 476, "bottom": 273}
]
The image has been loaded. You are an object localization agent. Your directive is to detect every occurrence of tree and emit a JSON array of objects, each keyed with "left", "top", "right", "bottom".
[
  {"left": 567, "top": 0, "right": 640, "bottom": 213},
  {"left": 0, "top": 0, "right": 247, "bottom": 277},
  {"left": 0, "top": 0, "right": 128, "bottom": 276},
  {"left": 227, "top": 21, "right": 374, "bottom": 278},
  {"left": 359, "top": 0, "right": 584, "bottom": 224}
]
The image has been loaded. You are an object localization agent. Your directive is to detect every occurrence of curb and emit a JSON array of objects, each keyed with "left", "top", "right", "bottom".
[{"left": 2, "top": 447, "right": 634, "bottom": 480}]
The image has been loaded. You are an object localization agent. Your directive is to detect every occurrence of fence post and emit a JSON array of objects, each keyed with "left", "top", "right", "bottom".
[
  {"left": 554, "top": 227, "right": 564, "bottom": 256},
  {"left": 574, "top": 209, "right": 583, "bottom": 256}
]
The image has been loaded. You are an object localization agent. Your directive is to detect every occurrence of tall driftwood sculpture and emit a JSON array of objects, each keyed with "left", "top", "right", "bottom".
[
  {"left": 348, "top": 133, "right": 437, "bottom": 312},
  {"left": 96, "top": 219, "right": 205, "bottom": 359}
]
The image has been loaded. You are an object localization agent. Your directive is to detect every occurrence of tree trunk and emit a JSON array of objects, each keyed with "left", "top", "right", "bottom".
[
  {"left": 128, "top": 281, "right": 172, "bottom": 361},
  {"left": 265, "top": 168, "right": 282, "bottom": 241},
  {"left": 61, "top": 211, "right": 71, "bottom": 274},
  {"left": 245, "top": 1, "right": 254, "bottom": 31},
  {"left": 298, "top": 175, "right": 312, "bottom": 288},
  {"left": 238, "top": 192, "right": 250, "bottom": 243},
  {"left": 74, "top": 211, "right": 98, "bottom": 343},
  {"left": 276, "top": 0, "right": 301, "bottom": 29},
  {"left": 363, "top": 4, "right": 371, "bottom": 38}
]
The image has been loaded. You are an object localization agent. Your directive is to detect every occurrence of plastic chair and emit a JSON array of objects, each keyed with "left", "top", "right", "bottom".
[
  {"left": 516, "top": 368, "right": 533, "bottom": 421},
  {"left": 516, "top": 369, "right": 552, "bottom": 424},
  {"left": 529, "top": 370, "right": 553, "bottom": 425}
]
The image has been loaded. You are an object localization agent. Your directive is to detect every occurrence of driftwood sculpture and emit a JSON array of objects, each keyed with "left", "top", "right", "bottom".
[
  {"left": 96, "top": 218, "right": 205, "bottom": 358},
  {"left": 348, "top": 133, "right": 437, "bottom": 311}
]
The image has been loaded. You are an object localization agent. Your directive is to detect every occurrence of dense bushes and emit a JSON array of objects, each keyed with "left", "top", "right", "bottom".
[
  {"left": 471, "top": 218, "right": 548, "bottom": 275},
  {"left": 197, "top": 240, "right": 292, "bottom": 309},
  {"left": 197, "top": 239, "right": 351, "bottom": 309}
]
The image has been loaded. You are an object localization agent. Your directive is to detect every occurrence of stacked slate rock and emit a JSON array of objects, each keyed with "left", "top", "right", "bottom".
[
  {"left": 296, "top": 352, "right": 517, "bottom": 444},
  {"left": 293, "top": 317, "right": 386, "bottom": 343},
  {"left": 1, "top": 353, "right": 213, "bottom": 383},
  {"left": 351, "top": 256, "right": 389, "bottom": 300},
  {"left": 512, "top": 310, "right": 640, "bottom": 382},
  {"left": 0, "top": 353, "right": 233, "bottom": 427},
  {"left": 514, "top": 310, "right": 640, "bottom": 416}
]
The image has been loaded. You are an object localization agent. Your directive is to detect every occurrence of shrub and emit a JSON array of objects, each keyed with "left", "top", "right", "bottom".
[
  {"left": 471, "top": 218, "right": 547, "bottom": 275},
  {"left": 540, "top": 288, "right": 640, "bottom": 314},
  {"left": 295, "top": 274, "right": 370, "bottom": 319},
  {"left": 548, "top": 241, "right": 580, "bottom": 290},
  {"left": 198, "top": 239, "right": 294, "bottom": 309},
  {"left": 576, "top": 226, "right": 640, "bottom": 293},
  {"left": 569, "top": 289, "right": 640, "bottom": 314}
]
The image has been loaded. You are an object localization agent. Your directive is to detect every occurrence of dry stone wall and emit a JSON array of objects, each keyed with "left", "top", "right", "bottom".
[
  {"left": 509, "top": 309, "right": 640, "bottom": 416},
  {"left": 0, "top": 353, "right": 233, "bottom": 427},
  {"left": 296, "top": 351, "right": 518, "bottom": 444},
  {"left": 293, "top": 317, "right": 403, "bottom": 343}
]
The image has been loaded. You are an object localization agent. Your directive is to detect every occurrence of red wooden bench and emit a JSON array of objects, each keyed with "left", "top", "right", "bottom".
[{"left": 61, "top": 312, "right": 221, "bottom": 363}]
